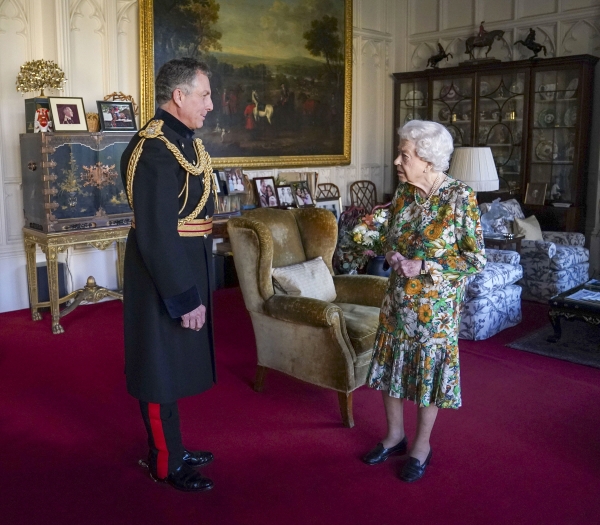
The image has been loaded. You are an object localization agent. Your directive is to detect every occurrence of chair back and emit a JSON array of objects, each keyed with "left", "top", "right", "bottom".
[
  {"left": 350, "top": 180, "right": 377, "bottom": 211},
  {"left": 316, "top": 183, "right": 340, "bottom": 199}
]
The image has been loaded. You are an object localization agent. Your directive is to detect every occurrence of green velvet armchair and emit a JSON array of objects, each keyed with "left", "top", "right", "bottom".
[{"left": 227, "top": 207, "right": 388, "bottom": 427}]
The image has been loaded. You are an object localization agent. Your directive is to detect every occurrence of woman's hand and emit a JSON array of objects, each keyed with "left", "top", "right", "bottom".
[
  {"left": 397, "top": 259, "right": 422, "bottom": 278},
  {"left": 385, "top": 251, "right": 405, "bottom": 273}
]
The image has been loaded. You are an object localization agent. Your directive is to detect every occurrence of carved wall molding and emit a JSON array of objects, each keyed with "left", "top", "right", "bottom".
[
  {"left": 0, "top": 0, "right": 28, "bottom": 40},
  {"left": 70, "top": 0, "right": 105, "bottom": 34}
]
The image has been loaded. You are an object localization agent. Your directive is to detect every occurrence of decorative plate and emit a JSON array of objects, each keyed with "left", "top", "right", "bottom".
[
  {"left": 564, "top": 78, "right": 579, "bottom": 99},
  {"left": 515, "top": 130, "right": 523, "bottom": 144},
  {"left": 446, "top": 126, "right": 459, "bottom": 142},
  {"left": 440, "top": 84, "right": 459, "bottom": 100},
  {"left": 535, "top": 140, "right": 558, "bottom": 161},
  {"left": 539, "top": 83, "right": 557, "bottom": 101},
  {"left": 563, "top": 107, "right": 577, "bottom": 127},
  {"left": 480, "top": 81, "right": 491, "bottom": 96},
  {"left": 510, "top": 80, "right": 524, "bottom": 94},
  {"left": 438, "top": 107, "right": 451, "bottom": 121},
  {"left": 538, "top": 108, "right": 556, "bottom": 128},
  {"left": 405, "top": 90, "right": 424, "bottom": 107},
  {"left": 478, "top": 125, "right": 491, "bottom": 143}
]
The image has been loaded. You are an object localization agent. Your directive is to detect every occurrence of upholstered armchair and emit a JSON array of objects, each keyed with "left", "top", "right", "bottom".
[
  {"left": 459, "top": 248, "right": 523, "bottom": 340},
  {"left": 227, "top": 207, "right": 388, "bottom": 427},
  {"left": 480, "top": 199, "right": 589, "bottom": 302}
]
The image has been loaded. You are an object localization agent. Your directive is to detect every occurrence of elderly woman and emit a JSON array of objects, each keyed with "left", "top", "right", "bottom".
[{"left": 362, "top": 120, "right": 486, "bottom": 482}]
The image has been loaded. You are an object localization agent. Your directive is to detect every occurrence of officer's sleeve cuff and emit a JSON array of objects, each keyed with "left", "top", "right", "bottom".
[{"left": 164, "top": 286, "right": 201, "bottom": 319}]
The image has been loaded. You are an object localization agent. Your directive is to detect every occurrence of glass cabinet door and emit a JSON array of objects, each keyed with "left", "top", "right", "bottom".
[
  {"left": 476, "top": 72, "right": 527, "bottom": 194},
  {"left": 397, "top": 80, "right": 428, "bottom": 126},
  {"left": 432, "top": 77, "right": 473, "bottom": 147},
  {"left": 530, "top": 68, "right": 579, "bottom": 205}
]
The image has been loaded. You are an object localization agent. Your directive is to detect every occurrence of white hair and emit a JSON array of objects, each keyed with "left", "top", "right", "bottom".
[{"left": 398, "top": 120, "right": 454, "bottom": 172}]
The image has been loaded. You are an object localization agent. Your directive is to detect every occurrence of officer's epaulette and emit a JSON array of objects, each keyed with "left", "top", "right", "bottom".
[{"left": 139, "top": 119, "right": 164, "bottom": 139}]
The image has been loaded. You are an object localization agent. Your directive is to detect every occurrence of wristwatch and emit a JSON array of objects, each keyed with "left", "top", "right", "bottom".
[{"left": 420, "top": 259, "right": 427, "bottom": 275}]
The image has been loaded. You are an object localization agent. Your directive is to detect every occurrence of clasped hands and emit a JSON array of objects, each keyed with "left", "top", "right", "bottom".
[
  {"left": 181, "top": 304, "right": 206, "bottom": 331},
  {"left": 385, "top": 251, "right": 422, "bottom": 278}
]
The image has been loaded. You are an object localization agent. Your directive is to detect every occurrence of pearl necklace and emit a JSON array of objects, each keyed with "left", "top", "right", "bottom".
[{"left": 415, "top": 173, "right": 444, "bottom": 207}]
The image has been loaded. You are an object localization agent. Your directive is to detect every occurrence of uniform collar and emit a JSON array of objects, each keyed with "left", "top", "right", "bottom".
[{"left": 155, "top": 108, "right": 195, "bottom": 140}]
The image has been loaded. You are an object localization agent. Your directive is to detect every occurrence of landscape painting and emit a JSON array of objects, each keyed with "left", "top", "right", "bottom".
[{"left": 140, "top": 0, "right": 351, "bottom": 168}]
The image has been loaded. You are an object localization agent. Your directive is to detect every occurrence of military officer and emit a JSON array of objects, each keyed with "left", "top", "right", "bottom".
[{"left": 120, "top": 57, "right": 217, "bottom": 492}]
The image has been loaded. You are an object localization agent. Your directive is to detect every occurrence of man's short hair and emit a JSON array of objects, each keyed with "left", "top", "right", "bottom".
[{"left": 155, "top": 58, "right": 211, "bottom": 106}]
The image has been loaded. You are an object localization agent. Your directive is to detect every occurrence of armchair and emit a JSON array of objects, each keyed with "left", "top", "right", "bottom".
[
  {"left": 480, "top": 199, "right": 589, "bottom": 302},
  {"left": 459, "top": 249, "right": 523, "bottom": 340},
  {"left": 227, "top": 207, "right": 388, "bottom": 427}
]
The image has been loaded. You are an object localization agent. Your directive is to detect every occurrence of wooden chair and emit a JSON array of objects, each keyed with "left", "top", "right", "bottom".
[
  {"left": 350, "top": 180, "right": 377, "bottom": 212},
  {"left": 316, "top": 183, "right": 341, "bottom": 199}
]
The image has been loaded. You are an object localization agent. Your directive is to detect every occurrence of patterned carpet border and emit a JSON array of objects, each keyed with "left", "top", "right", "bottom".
[{"left": 506, "top": 319, "right": 600, "bottom": 369}]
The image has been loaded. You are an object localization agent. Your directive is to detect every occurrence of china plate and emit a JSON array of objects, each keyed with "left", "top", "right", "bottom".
[
  {"left": 446, "top": 126, "right": 459, "bottom": 142},
  {"left": 510, "top": 80, "right": 524, "bottom": 94},
  {"left": 440, "top": 84, "right": 459, "bottom": 100},
  {"left": 405, "top": 90, "right": 424, "bottom": 107},
  {"left": 535, "top": 140, "right": 558, "bottom": 161},
  {"left": 438, "top": 107, "right": 451, "bottom": 121},
  {"left": 563, "top": 107, "right": 577, "bottom": 127},
  {"left": 564, "top": 78, "right": 579, "bottom": 99},
  {"left": 538, "top": 108, "right": 556, "bottom": 128},
  {"left": 480, "top": 81, "right": 491, "bottom": 96}
]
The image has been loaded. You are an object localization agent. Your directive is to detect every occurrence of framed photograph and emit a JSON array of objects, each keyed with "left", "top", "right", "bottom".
[
  {"left": 212, "top": 170, "right": 224, "bottom": 195},
  {"left": 524, "top": 183, "right": 547, "bottom": 205},
  {"left": 97, "top": 100, "right": 137, "bottom": 131},
  {"left": 139, "top": 0, "right": 352, "bottom": 168},
  {"left": 276, "top": 185, "right": 296, "bottom": 208},
  {"left": 290, "top": 181, "right": 314, "bottom": 208},
  {"left": 316, "top": 197, "right": 342, "bottom": 219},
  {"left": 254, "top": 177, "right": 279, "bottom": 208},
  {"left": 224, "top": 167, "right": 246, "bottom": 194},
  {"left": 49, "top": 97, "right": 88, "bottom": 131}
]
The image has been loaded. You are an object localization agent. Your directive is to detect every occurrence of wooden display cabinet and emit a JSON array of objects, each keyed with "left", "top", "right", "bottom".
[{"left": 393, "top": 54, "right": 598, "bottom": 231}]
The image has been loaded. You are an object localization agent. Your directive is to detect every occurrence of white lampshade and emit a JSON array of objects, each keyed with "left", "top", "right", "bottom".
[{"left": 448, "top": 147, "right": 499, "bottom": 192}]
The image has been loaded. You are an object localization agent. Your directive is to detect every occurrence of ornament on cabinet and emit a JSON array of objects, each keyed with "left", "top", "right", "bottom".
[
  {"left": 514, "top": 28, "right": 548, "bottom": 59},
  {"left": 426, "top": 43, "right": 453, "bottom": 69}
]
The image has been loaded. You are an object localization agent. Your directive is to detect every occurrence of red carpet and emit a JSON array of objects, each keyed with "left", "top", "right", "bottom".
[{"left": 1, "top": 289, "right": 599, "bottom": 525}]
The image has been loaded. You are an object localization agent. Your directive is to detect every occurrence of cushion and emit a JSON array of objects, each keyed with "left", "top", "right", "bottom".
[
  {"left": 272, "top": 256, "right": 337, "bottom": 302},
  {"left": 514, "top": 215, "right": 543, "bottom": 240},
  {"left": 465, "top": 262, "right": 523, "bottom": 298},
  {"left": 336, "top": 303, "right": 380, "bottom": 355}
]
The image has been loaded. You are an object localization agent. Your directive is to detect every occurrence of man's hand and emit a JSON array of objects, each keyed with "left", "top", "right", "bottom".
[{"left": 181, "top": 304, "right": 206, "bottom": 331}]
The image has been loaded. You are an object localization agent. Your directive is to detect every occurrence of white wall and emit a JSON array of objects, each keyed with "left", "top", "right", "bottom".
[{"left": 0, "top": 0, "right": 599, "bottom": 313}]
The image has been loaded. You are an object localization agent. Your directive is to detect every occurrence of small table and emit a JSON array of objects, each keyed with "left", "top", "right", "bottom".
[
  {"left": 23, "top": 226, "right": 129, "bottom": 334},
  {"left": 548, "top": 281, "right": 600, "bottom": 342},
  {"left": 483, "top": 234, "right": 525, "bottom": 253}
]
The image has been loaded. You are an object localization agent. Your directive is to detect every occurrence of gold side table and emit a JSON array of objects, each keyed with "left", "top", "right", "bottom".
[{"left": 23, "top": 226, "right": 129, "bottom": 334}]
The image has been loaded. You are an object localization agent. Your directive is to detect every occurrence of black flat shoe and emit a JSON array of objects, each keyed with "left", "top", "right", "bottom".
[
  {"left": 399, "top": 448, "right": 432, "bottom": 482},
  {"left": 362, "top": 437, "right": 408, "bottom": 465},
  {"left": 183, "top": 449, "right": 214, "bottom": 468},
  {"left": 153, "top": 462, "right": 214, "bottom": 492}
]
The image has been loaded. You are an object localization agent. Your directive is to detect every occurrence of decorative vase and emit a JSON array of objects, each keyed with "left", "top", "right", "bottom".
[{"left": 366, "top": 255, "right": 391, "bottom": 277}]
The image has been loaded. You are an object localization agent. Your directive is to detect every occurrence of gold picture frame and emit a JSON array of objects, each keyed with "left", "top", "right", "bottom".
[
  {"left": 139, "top": 0, "right": 352, "bottom": 169},
  {"left": 524, "top": 183, "right": 547, "bottom": 205}
]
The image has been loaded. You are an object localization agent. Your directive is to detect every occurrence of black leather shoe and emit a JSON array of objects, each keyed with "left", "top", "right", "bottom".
[
  {"left": 152, "top": 462, "right": 214, "bottom": 492},
  {"left": 399, "top": 448, "right": 432, "bottom": 482},
  {"left": 183, "top": 449, "right": 214, "bottom": 468},
  {"left": 362, "top": 437, "right": 408, "bottom": 465}
]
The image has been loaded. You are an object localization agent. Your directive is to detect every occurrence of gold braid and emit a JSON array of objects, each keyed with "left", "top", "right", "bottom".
[{"left": 125, "top": 120, "right": 217, "bottom": 227}]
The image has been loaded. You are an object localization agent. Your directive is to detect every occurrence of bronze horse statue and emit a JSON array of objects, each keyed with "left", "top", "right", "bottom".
[
  {"left": 465, "top": 29, "right": 505, "bottom": 59},
  {"left": 515, "top": 29, "right": 547, "bottom": 58},
  {"left": 427, "top": 43, "right": 453, "bottom": 68}
]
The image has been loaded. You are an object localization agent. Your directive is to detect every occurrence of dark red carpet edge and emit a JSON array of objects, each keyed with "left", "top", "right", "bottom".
[{"left": 0, "top": 289, "right": 599, "bottom": 525}]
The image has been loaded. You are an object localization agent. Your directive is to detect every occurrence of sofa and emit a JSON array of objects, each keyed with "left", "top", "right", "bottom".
[
  {"left": 479, "top": 199, "right": 589, "bottom": 302},
  {"left": 459, "top": 248, "right": 523, "bottom": 340}
]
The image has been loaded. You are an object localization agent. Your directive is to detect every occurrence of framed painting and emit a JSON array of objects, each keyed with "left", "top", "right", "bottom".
[
  {"left": 97, "top": 100, "right": 137, "bottom": 131},
  {"left": 524, "top": 183, "right": 547, "bottom": 205},
  {"left": 49, "top": 97, "right": 88, "bottom": 132},
  {"left": 139, "top": 0, "right": 352, "bottom": 168}
]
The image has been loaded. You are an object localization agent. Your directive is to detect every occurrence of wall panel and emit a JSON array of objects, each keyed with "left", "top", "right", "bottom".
[
  {"left": 442, "top": 0, "right": 475, "bottom": 30},
  {"left": 410, "top": 0, "right": 439, "bottom": 35}
]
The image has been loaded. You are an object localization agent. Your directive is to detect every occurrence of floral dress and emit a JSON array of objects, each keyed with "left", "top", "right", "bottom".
[{"left": 367, "top": 177, "right": 486, "bottom": 409}]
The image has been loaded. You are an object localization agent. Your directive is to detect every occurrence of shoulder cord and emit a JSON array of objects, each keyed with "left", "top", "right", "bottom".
[{"left": 126, "top": 123, "right": 219, "bottom": 226}]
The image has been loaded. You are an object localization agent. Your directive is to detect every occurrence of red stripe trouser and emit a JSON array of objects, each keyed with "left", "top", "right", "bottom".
[{"left": 139, "top": 400, "right": 185, "bottom": 479}]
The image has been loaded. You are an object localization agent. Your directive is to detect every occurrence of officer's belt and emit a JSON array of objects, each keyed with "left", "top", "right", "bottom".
[{"left": 131, "top": 217, "right": 213, "bottom": 237}]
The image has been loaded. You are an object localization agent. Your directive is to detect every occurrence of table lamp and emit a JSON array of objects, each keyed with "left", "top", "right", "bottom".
[{"left": 448, "top": 147, "right": 499, "bottom": 192}]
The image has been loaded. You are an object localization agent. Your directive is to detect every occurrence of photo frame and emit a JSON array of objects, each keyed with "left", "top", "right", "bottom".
[
  {"left": 139, "top": 0, "right": 352, "bottom": 168},
  {"left": 212, "top": 170, "right": 224, "bottom": 195},
  {"left": 276, "top": 185, "right": 296, "bottom": 208},
  {"left": 97, "top": 100, "right": 137, "bottom": 131},
  {"left": 253, "top": 177, "right": 279, "bottom": 208},
  {"left": 316, "top": 197, "right": 342, "bottom": 220},
  {"left": 49, "top": 97, "right": 88, "bottom": 131},
  {"left": 223, "top": 167, "right": 246, "bottom": 194},
  {"left": 524, "top": 182, "right": 547, "bottom": 205},
  {"left": 290, "top": 181, "right": 314, "bottom": 208}
]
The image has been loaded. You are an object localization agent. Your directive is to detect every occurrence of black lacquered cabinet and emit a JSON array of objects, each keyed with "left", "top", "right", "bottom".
[{"left": 393, "top": 54, "right": 598, "bottom": 231}]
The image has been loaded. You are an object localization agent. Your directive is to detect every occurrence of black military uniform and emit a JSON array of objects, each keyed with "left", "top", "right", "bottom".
[{"left": 120, "top": 108, "right": 216, "bottom": 487}]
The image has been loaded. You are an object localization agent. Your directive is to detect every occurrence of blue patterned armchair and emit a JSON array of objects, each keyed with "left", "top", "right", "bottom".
[
  {"left": 479, "top": 199, "right": 589, "bottom": 302},
  {"left": 459, "top": 248, "right": 523, "bottom": 340}
]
